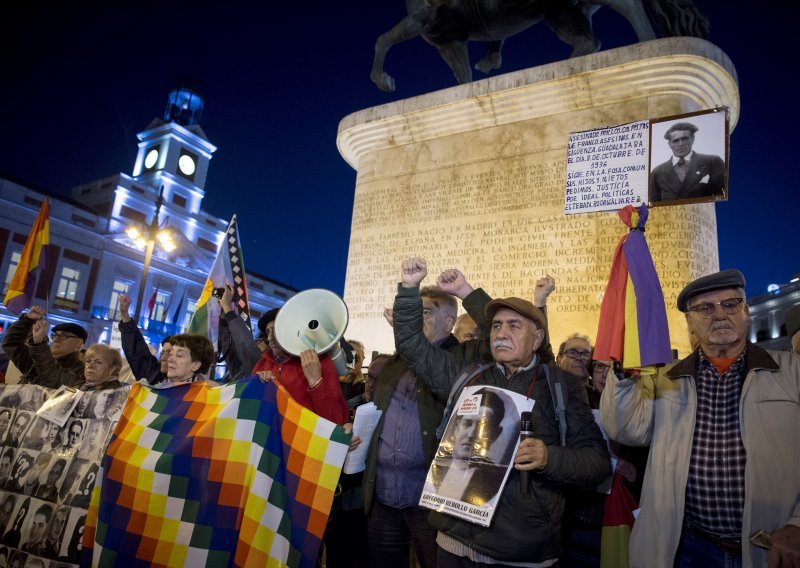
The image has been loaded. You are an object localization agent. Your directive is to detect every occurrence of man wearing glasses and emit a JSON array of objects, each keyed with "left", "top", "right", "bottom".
[
  {"left": 556, "top": 335, "right": 593, "bottom": 382},
  {"left": 1, "top": 305, "right": 86, "bottom": 388},
  {"left": 600, "top": 270, "right": 800, "bottom": 567}
]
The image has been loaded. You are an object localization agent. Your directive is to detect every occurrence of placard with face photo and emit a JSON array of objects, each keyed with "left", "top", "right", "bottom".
[
  {"left": 55, "top": 421, "right": 85, "bottom": 458},
  {"left": 0, "top": 449, "right": 17, "bottom": 489},
  {"left": 0, "top": 495, "right": 32, "bottom": 549},
  {"left": 35, "top": 504, "right": 70, "bottom": 560},
  {"left": 75, "top": 420, "right": 109, "bottom": 462},
  {"left": 19, "top": 499, "right": 56, "bottom": 554},
  {"left": 18, "top": 389, "right": 48, "bottom": 413},
  {"left": 0, "top": 408, "right": 13, "bottom": 443},
  {"left": 20, "top": 452, "right": 48, "bottom": 498},
  {"left": 65, "top": 463, "right": 98, "bottom": 511},
  {"left": 0, "top": 492, "right": 19, "bottom": 537},
  {"left": 34, "top": 457, "right": 70, "bottom": 504},
  {"left": 0, "top": 386, "right": 24, "bottom": 409},
  {"left": 85, "top": 390, "right": 118, "bottom": 421},
  {"left": 21, "top": 417, "right": 51, "bottom": 452},
  {"left": 4, "top": 411, "right": 34, "bottom": 448},
  {"left": 4, "top": 452, "right": 36, "bottom": 494}
]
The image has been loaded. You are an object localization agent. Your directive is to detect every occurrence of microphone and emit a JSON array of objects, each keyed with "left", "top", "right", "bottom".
[{"left": 519, "top": 411, "right": 534, "bottom": 494}]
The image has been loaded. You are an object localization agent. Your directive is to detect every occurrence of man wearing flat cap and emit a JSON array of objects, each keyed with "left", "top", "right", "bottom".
[
  {"left": 650, "top": 121, "right": 725, "bottom": 203},
  {"left": 1, "top": 306, "right": 85, "bottom": 388},
  {"left": 601, "top": 269, "right": 800, "bottom": 567},
  {"left": 393, "top": 258, "right": 610, "bottom": 566}
]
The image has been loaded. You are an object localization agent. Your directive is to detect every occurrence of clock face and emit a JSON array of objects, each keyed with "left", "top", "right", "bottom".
[
  {"left": 178, "top": 154, "right": 196, "bottom": 176},
  {"left": 144, "top": 148, "right": 159, "bottom": 169}
]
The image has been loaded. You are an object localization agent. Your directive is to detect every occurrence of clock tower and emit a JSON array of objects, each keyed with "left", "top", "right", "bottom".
[{"left": 132, "top": 87, "right": 217, "bottom": 216}]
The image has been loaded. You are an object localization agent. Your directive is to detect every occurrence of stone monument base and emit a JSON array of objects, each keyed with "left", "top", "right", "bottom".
[{"left": 338, "top": 38, "right": 739, "bottom": 359}]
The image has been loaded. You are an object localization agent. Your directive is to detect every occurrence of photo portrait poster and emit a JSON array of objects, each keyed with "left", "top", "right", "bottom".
[
  {"left": 564, "top": 107, "right": 729, "bottom": 213},
  {"left": 419, "top": 385, "right": 533, "bottom": 527},
  {"left": 0, "top": 383, "right": 127, "bottom": 568}
]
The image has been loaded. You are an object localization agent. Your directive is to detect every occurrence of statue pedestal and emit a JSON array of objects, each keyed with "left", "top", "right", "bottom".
[{"left": 337, "top": 38, "right": 739, "bottom": 358}]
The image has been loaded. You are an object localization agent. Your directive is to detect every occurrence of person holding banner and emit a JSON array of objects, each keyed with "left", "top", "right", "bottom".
[
  {"left": 1, "top": 307, "right": 85, "bottom": 388},
  {"left": 393, "top": 258, "right": 610, "bottom": 567}
]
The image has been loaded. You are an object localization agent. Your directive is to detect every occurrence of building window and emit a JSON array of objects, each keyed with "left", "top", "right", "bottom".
[
  {"left": 23, "top": 196, "right": 43, "bottom": 208},
  {"left": 119, "top": 205, "right": 146, "bottom": 224},
  {"left": 172, "top": 194, "right": 187, "bottom": 208},
  {"left": 56, "top": 267, "right": 81, "bottom": 301},
  {"left": 109, "top": 279, "right": 131, "bottom": 319},
  {"left": 197, "top": 237, "right": 217, "bottom": 253},
  {"left": 149, "top": 291, "right": 169, "bottom": 322},
  {"left": 2, "top": 251, "right": 21, "bottom": 295},
  {"left": 182, "top": 300, "right": 197, "bottom": 329}
]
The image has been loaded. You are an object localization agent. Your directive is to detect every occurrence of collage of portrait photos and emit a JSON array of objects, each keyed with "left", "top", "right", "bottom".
[{"left": 0, "top": 384, "right": 129, "bottom": 568}]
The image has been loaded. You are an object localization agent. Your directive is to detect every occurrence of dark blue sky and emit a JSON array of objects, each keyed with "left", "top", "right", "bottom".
[{"left": 1, "top": 2, "right": 797, "bottom": 297}]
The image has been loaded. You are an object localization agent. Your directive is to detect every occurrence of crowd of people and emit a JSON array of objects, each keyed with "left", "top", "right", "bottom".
[{"left": 0, "top": 259, "right": 798, "bottom": 568}]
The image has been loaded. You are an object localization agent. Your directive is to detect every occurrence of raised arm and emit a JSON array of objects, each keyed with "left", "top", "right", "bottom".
[
  {"left": 118, "top": 294, "right": 163, "bottom": 383},
  {"left": 393, "top": 258, "right": 462, "bottom": 399},
  {"left": 598, "top": 370, "right": 656, "bottom": 447}
]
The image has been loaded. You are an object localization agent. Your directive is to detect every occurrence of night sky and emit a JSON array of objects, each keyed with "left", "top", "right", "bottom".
[{"left": 1, "top": 2, "right": 797, "bottom": 298}]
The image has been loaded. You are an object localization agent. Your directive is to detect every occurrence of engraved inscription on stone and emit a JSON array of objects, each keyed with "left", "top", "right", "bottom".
[{"left": 344, "top": 153, "right": 717, "bottom": 358}]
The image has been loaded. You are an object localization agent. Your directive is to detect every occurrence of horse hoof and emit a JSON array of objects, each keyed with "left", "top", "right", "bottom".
[
  {"left": 475, "top": 57, "right": 501, "bottom": 74},
  {"left": 371, "top": 72, "right": 396, "bottom": 93}
]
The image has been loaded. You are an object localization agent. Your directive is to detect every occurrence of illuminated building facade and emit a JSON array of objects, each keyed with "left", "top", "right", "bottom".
[{"left": 0, "top": 89, "right": 294, "bottom": 348}]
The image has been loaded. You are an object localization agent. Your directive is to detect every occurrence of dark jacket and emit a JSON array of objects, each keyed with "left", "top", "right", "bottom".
[
  {"left": 650, "top": 152, "right": 725, "bottom": 202},
  {"left": 362, "top": 335, "right": 459, "bottom": 515},
  {"left": 118, "top": 319, "right": 166, "bottom": 385},
  {"left": 219, "top": 311, "right": 262, "bottom": 380},
  {"left": 2, "top": 315, "right": 84, "bottom": 388},
  {"left": 394, "top": 285, "right": 611, "bottom": 562}
]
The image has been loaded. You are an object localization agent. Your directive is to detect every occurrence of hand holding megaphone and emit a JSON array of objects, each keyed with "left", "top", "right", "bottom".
[{"left": 299, "top": 349, "right": 323, "bottom": 388}]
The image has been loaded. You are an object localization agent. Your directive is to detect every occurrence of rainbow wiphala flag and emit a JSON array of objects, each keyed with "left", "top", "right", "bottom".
[{"left": 84, "top": 377, "right": 350, "bottom": 567}]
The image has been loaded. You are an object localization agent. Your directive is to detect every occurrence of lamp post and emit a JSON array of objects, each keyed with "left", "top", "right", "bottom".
[{"left": 126, "top": 187, "right": 176, "bottom": 323}]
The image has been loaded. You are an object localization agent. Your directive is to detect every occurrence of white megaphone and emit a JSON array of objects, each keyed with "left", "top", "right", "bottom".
[{"left": 274, "top": 289, "right": 350, "bottom": 376}]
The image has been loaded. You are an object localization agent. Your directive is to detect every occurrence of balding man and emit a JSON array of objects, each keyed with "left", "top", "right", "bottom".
[
  {"left": 601, "top": 270, "right": 800, "bottom": 567},
  {"left": 394, "top": 258, "right": 610, "bottom": 566}
]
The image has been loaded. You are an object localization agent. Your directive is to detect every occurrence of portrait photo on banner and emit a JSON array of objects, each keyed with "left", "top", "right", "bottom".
[
  {"left": 419, "top": 385, "right": 533, "bottom": 527},
  {"left": 648, "top": 107, "right": 729, "bottom": 207},
  {"left": 0, "top": 383, "right": 127, "bottom": 567}
]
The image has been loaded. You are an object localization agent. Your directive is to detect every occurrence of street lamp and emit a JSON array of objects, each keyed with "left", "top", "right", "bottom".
[{"left": 126, "top": 186, "right": 176, "bottom": 323}]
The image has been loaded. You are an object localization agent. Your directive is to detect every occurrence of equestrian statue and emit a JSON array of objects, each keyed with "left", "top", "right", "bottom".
[{"left": 371, "top": 0, "right": 710, "bottom": 92}]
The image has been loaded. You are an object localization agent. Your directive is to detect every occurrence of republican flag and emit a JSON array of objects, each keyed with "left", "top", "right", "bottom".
[
  {"left": 594, "top": 204, "right": 672, "bottom": 368},
  {"left": 3, "top": 198, "right": 50, "bottom": 315},
  {"left": 187, "top": 215, "right": 252, "bottom": 346},
  {"left": 147, "top": 282, "right": 159, "bottom": 320}
]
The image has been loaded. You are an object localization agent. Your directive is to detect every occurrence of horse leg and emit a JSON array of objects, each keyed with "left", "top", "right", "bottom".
[
  {"left": 475, "top": 40, "right": 504, "bottom": 74},
  {"left": 371, "top": 11, "right": 430, "bottom": 92},
  {"left": 587, "top": 0, "right": 656, "bottom": 40},
  {"left": 437, "top": 41, "right": 472, "bottom": 84},
  {"left": 546, "top": 4, "right": 600, "bottom": 57}
]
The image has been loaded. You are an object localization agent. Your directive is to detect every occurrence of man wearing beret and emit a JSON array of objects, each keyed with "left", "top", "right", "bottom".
[
  {"left": 601, "top": 269, "right": 800, "bottom": 567},
  {"left": 394, "top": 258, "right": 610, "bottom": 566},
  {"left": 1, "top": 306, "right": 85, "bottom": 388},
  {"left": 650, "top": 121, "right": 725, "bottom": 203}
]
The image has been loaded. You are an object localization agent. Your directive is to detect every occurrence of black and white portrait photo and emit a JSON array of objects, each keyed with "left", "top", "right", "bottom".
[{"left": 649, "top": 108, "right": 728, "bottom": 205}]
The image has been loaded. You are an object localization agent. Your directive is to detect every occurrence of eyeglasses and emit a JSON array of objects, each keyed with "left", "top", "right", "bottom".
[
  {"left": 592, "top": 362, "right": 611, "bottom": 372},
  {"left": 564, "top": 349, "right": 591, "bottom": 360},
  {"left": 50, "top": 333, "right": 79, "bottom": 342},
  {"left": 687, "top": 297, "right": 744, "bottom": 319}
]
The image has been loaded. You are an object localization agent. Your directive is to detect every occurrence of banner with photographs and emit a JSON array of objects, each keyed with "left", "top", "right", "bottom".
[
  {"left": 565, "top": 107, "right": 729, "bottom": 214},
  {"left": 0, "top": 383, "right": 128, "bottom": 568},
  {"left": 419, "top": 385, "right": 533, "bottom": 527}
]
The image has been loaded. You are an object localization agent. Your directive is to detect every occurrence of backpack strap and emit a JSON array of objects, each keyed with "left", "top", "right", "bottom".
[
  {"left": 543, "top": 364, "right": 567, "bottom": 446},
  {"left": 435, "top": 361, "right": 494, "bottom": 439}
]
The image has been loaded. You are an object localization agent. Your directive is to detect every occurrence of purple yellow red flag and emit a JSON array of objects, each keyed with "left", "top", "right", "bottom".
[
  {"left": 3, "top": 198, "right": 50, "bottom": 314},
  {"left": 594, "top": 204, "right": 672, "bottom": 368}
]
